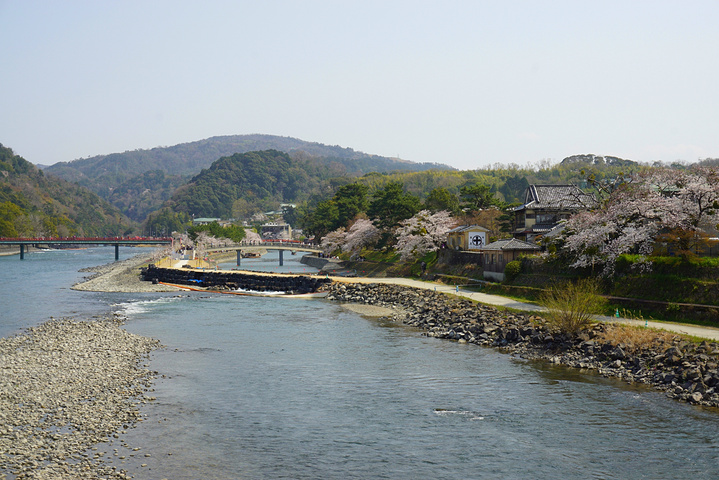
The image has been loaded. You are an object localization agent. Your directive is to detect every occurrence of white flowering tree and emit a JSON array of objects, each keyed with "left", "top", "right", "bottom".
[
  {"left": 150, "top": 246, "right": 173, "bottom": 264},
  {"left": 320, "top": 227, "right": 346, "bottom": 256},
  {"left": 243, "top": 230, "right": 262, "bottom": 243},
  {"left": 173, "top": 232, "right": 194, "bottom": 249},
  {"left": 394, "top": 210, "right": 456, "bottom": 261},
  {"left": 341, "top": 218, "right": 380, "bottom": 257},
  {"left": 193, "top": 231, "right": 223, "bottom": 260},
  {"left": 561, "top": 166, "right": 719, "bottom": 276}
]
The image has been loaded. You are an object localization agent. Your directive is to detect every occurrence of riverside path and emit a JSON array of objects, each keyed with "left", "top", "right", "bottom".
[{"left": 329, "top": 275, "right": 719, "bottom": 342}]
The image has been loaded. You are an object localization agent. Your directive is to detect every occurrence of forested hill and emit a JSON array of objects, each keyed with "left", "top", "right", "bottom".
[
  {"left": 167, "top": 150, "right": 335, "bottom": 218},
  {"left": 0, "top": 144, "right": 134, "bottom": 237},
  {"left": 43, "top": 134, "right": 452, "bottom": 222},
  {"left": 163, "top": 149, "right": 645, "bottom": 222},
  {"left": 560, "top": 154, "right": 638, "bottom": 168},
  {"left": 43, "top": 134, "right": 452, "bottom": 197}
]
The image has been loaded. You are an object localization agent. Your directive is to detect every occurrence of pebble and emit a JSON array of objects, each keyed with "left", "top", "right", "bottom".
[{"left": 0, "top": 315, "right": 161, "bottom": 478}]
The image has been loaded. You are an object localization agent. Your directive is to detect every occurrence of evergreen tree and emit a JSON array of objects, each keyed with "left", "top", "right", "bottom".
[
  {"left": 367, "top": 182, "right": 421, "bottom": 230},
  {"left": 424, "top": 187, "right": 460, "bottom": 213}
]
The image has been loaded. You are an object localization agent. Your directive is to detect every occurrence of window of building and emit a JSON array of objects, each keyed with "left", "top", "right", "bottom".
[{"left": 536, "top": 213, "right": 557, "bottom": 224}]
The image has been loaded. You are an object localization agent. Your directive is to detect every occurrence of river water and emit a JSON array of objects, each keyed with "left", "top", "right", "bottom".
[{"left": 2, "top": 247, "right": 719, "bottom": 479}]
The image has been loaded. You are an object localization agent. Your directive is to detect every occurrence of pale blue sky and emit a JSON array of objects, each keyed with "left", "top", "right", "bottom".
[{"left": 1, "top": 0, "right": 717, "bottom": 169}]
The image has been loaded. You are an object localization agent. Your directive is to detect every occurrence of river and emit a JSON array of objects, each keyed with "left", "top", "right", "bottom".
[{"left": 1, "top": 247, "right": 718, "bottom": 479}]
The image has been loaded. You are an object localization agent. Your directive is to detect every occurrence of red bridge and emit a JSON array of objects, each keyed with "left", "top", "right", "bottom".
[{"left": 0, "top": 237, "right": 173, "bottom": 260}]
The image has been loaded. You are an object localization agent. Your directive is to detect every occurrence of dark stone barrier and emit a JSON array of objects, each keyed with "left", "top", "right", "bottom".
[{"left": 140, "top": 265, "right": 331, "bottom": 294}]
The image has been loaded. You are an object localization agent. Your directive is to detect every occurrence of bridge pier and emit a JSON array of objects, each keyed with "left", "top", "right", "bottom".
[
  {"left": 279, "top": 249, "right": 284, "bottom": 266},
  {"left": 20, "top": 244, "right": 24, "bottom": 260},
  {"left": 114, "top": 244, "right": 120, "bottom": 261},
  {"left": 237, "top": 250, "right": 242, "bottom": 266}
]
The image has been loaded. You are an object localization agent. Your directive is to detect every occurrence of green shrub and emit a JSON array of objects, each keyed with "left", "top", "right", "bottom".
[
  {"left": 504, "top": 260, "right": 522, "bottom": 283},
  {"left": 539, "top": 279, "right": 606, "bottom": 335}
]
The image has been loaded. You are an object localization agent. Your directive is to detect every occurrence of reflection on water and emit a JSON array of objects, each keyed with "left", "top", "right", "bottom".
[
  {"left": 119, "top": 294, "right": 719, "bottom": 480},
  {"left": 2, "top": 247, "right": 719, "bottom": 479}
]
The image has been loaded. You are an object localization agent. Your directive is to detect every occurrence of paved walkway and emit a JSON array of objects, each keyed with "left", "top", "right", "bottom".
[{"left": 331, "top": 275, "right": 719, "bottom": 342}]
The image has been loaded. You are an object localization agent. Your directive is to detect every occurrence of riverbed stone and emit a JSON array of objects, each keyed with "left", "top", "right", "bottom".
[{"left": 0, "top": 316, "right": 160, "bottom": 478}]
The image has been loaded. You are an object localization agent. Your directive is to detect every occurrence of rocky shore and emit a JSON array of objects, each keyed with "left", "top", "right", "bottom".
[
  {"left": 0, "top": 315, "right": 161, "bottom": 479},
  {"left": 327, "top": 282, "right": 719, "bottom": 409},
  {"left": 8, "top": 254, "right": 716, "bottom": 479}
]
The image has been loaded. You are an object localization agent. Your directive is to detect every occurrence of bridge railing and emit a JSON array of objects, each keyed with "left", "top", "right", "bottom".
[{"left": 0, "top": 236, "right": 173, "bottom": 242}]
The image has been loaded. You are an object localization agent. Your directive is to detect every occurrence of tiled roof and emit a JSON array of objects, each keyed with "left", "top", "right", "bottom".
[
  {"left": 447, "top": 225, "right": 489, "bottom": 233},
  {"left": 481, "top": 238, "right": 541, "bottom": 251},
  {"left": 514, "top": 185, "right": 596, "bottom": 211}
]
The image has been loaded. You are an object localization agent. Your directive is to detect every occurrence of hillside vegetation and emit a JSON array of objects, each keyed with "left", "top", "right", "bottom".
[
  {"left": 167, "top": 150, "right": 335, "bottom": 218},
  {"left": 352, "top": 154, "right": 645, "bottom": 205},
  {"left": 140, "top": 150, "right": 648, "bottom": 235},
  {"left": 39, "top": 131, "right": 650, "bottom": 228},
  {"left": 0, "top": 144, "right": 134, "bottom": 237},
  {"left": 43, "top": 134, "right": 452, "bottom": 221}
]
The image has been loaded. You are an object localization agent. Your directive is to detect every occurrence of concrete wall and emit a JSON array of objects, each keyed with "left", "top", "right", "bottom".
[
  {"left": 300, "top": 254, "right": 344, "bottom": 271},
  {"left": 437, "top": 248, "right": 483, "bottom": 266},
  {"left": 483, "top": 271, "right": 505, "bottom": 282}
]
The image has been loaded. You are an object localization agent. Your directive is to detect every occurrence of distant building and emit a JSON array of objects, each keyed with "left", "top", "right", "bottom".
[
  {"left": 481, "top": 238, "right": 541, "bottom": 282},
  {"left": 513, "top": 185, "right": 596, "bottom": 242},
  {"left": 264, "top": 204, "right": 297, "bottom": 217},
  {"left": 446, "top": 225, "right": 489, "bottom": 250},
  {"left": 192, "top": 217, "right": 221, "bottom": 226},
  {"left": 261, "top": 222, "right": 292, "bottom": 240}
]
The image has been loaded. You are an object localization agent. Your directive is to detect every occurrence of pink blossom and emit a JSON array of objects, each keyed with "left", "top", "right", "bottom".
[
  {"left": 320, "top": 228, "right": 346, "bottom": 256},
  {"left": 395, "top": 210, "right": 456, "bottom": 261},
  {"left": 244, "top": 231, "right": 262, "bottom": 243},
  {"left": 342, "top": 218, "right": 380, "bottom": 256},
  {"left": 561, "top": 166, "right": 719, "bottom": 276}
]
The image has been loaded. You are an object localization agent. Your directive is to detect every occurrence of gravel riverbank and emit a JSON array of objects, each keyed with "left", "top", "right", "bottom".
[
  {"left": 2, "top": 254, "right": 171, "bottom": 478},
  {"left": 8, "top": 255, "right": 715, "bottom": 478},
  {"left": 328, "top": 282, "right": 719, "bottom": 409},
  {"left": 0, "top": 315, "right": 161, "bottom": 479},
  {"left": 72, "top": 254, "right": 180, "bottom": 293}
]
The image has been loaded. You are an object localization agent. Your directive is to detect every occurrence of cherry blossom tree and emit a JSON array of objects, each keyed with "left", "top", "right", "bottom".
[
  {"left": 150, "top": 246, "right": 173, "bottom": 264},
  {"left": 561, "top": 166, "right": 719, "bottom": 276},
  {"left": 341, "top": 218, "right": 380, "bottom": 257},
  {"left": 320, "top": 227, "right": 346, "bottom": 256},
  {"left": 395, "top": 210, "right": 456, "bottom": 261},
  {"left": 243, "top": 230, "right": 262, "bottom": 243},
  {"left": 173, "top": 232, "right": 194, "bottom": 249}
]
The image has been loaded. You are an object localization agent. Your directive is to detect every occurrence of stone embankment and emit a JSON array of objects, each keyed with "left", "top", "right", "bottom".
[
  {"left": 141, "top": 264, "right": 331, "bottom": 294},
  {"left": 327, "top": 282, "right": 719, "bottom": 409},
  {"left": 0, "top": 315, "right": 161, "bottom": 479}
]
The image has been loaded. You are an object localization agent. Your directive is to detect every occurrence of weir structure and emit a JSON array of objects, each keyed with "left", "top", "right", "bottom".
[
  {"left": 141, "top": 264, "right": 331, "bottom": 295},
  {"left": 0, "top": 237, "right": 173, "bottom": 260}
]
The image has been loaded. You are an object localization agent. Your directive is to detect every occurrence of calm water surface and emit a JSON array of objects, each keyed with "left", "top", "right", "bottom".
[{"left": 2, "top": 248, "right": 719, "bottom": 479}]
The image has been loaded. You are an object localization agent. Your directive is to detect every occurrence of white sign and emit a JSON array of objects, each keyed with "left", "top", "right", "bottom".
[{"left": 467, "top": 231, "right": 486, "bottom": 250}]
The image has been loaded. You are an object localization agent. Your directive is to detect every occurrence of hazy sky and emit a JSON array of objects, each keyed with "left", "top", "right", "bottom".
[{"left": 1, "top": 1, "right": 717, "bottom": 170}]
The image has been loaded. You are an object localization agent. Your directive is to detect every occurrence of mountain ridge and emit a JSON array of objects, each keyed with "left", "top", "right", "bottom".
[
  {"left": 43, "top": 134, "right": 452, "bottom": 184},
  {"left": 43, "top": 134, "right": 454, "bottom": 221}
]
